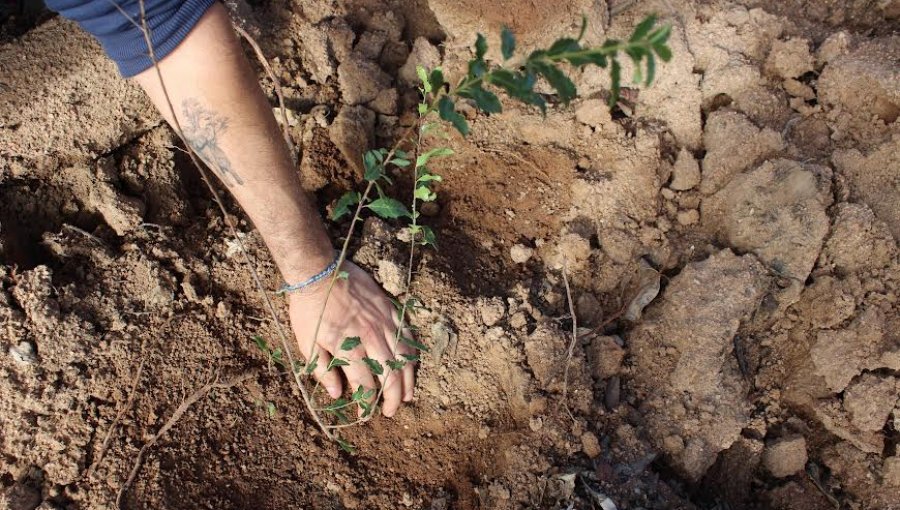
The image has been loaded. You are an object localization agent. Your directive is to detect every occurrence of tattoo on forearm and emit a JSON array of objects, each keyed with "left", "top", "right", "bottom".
[{"left": 181, "top": 98, "right": 243, "bottom": 186}]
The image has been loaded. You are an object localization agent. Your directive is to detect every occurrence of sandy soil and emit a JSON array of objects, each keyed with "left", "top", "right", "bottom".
[{"left": 1, "top": 0, "right": 899, "bottom": 509}]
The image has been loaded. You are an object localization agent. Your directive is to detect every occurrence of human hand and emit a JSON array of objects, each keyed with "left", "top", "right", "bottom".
[{"left": 288, "top": 260, "right": 416, "bottom": 418}]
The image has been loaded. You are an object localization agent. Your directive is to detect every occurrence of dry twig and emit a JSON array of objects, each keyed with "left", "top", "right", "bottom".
[{"left": 560, "top": 259, "right": 578, "bottom": 422}]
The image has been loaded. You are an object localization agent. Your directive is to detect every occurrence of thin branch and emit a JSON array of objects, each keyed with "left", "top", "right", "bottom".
[
  {"left": 560, "top": 259, "right": 578, "bottom": 422},
  {"left": 115, "top": 372, "right": 252, "bottom": 508}
]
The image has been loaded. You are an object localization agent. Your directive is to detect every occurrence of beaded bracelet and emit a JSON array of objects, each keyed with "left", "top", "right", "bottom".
[{"left": 276, "top": 253, "right": 341, "bottom": 295}]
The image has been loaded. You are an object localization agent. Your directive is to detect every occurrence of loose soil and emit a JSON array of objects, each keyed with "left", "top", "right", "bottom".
[{"left": 1, "top": 0, "right": 899, "bottom": 509}]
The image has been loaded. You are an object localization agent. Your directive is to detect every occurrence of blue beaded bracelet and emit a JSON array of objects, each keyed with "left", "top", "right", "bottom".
[{"left": 276, "top": 254, "right": 341, "bottom": 295}]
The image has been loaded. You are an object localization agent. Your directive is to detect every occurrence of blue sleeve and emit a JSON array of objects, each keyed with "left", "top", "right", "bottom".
[{"left": 45, "top": 0, "right": 216, "bottom": 77}]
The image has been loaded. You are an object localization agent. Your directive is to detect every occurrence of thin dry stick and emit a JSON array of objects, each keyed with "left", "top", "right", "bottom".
[
  {"left": 85, "top": 337, "right": 147, "bottom": 478},
  {"left": 115, "top": 373, "right": 252, "bottom": 508},
  {"left": 560, "top": 259, "right": 578, "bottom": 422},
  {"left": 108, "top": 0, "right": 332, "bottom": 438},
  {"left": 232, "top": 24, "right": 296, "bottom": 161}
]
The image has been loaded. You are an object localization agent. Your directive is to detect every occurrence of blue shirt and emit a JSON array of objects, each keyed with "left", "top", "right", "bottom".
[{"left": 45, "top": 0, "right": 215, "bottom": 77}]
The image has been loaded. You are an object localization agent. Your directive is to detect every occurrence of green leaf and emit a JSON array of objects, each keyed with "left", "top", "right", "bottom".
[
  {"left": 458, "top": 85, "right": 502, "bottom": 114},
  {"left": 416, "top": 65, "right": 432, "bottom": 93},
  {"left": 391, "top": 158, "right": 411, "bottom": 168},
  {"left": 351, "top": 385, "right": 376, "bottom": 401},
  {"left": 429, "top": 68, "right": 445, "bottom": 91},
  {"left": 529, "top": 62, "right": 577, "bottom": 104},
  {"left": 327, "top": 357, "right": 350, "bottom": 371},
  {"left": 419, "top": 225, "right": 437, "bottom": 247},
  {"left": 330, "top": 191, "right": 361, "bottom": 221},
  {"left": 565, "top": 51, "right": 607, "bottom": 68},
  {"left": 654, "top": 42, "right": 672, "bottom": 62},
  {"left": 266, "top": 401, "right": 277, "bottom": 418},
  {"left": 630, "top": 15, "right": 657, "bottom": 43},
  {"left": 401, "top": 336, "right": 429, "bottom": 352},
  {"left": 368, "top": 197, "right": 411, "bottom": 219},
  {"left": 362, "top": 357, "right": 384, "bottom": 376},
  {"left": 323, "top": 398, "right": 350, "bottom": 411},
  {"left": 577, "top": 15, "right": 588, "bottom": 41},
  {"left": 336, "top": 270, "right": 349, "bottom": 280},
  {"left": 489, "top": 69, "right": 545, "bottom": 113},
  {"left": 340, "top": 336, "right": 362, "bottom": 351},
  {"left": 386, "top": 359, "right": 406, "bottom": 371},
  {"left": 438, "top": 96, "right": 469, "bottom": 136},
  {"left": 337, "top": 437, "right": 356, "bottom": 453},
  {"left": 415, "top": 185, "right": 437, "bottom": 202},
  {"left": 501, "top": 26, "right": 516, "bottom": 60},
  {"left": 475, "top": 33, "right": 488, "bottom": 60},
  {"left": 648, "top": 24, "right": 672, "bottom": 45},
  {"left": 416, "top": 147, "right": 455, "bottom": 168},
  {"left": 645, "top": 53, "right": 656, "bottom": 86},
  {"left": 401, "top": 353, "right": 421, "bottom": 362},
  {"left": 546, "top": 37, "right": 580, "bottom": 57},
  {"left": 363, "top": 150, "right": 385, "bottom": 182},
  {"left": 417, "top": 172, "right": 443, "bottom": 183},
  {"left": 418, "top": 103, "right": 428, "bottom": 115},
  {"left": 305, "top": 352, "right": 319, "bottom": 374},
  {"left": 609, "top": 59, "right": 622, "bottom": 108},
  {"left": 252, "top": 335, "right": 268, "bottom": 352}
]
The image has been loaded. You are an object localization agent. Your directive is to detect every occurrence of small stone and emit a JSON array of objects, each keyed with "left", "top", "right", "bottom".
[
  {"left": 377, "top": 259, "right": 406, "bottom": 296},
  {"left": 430, "top": 320, "right": 457, "bottom": 360},
  {"left": 510, "top": 244, "right": 534, "bottom": 264},
  {"left": 529, "top": 416, "right": 543, "bottom": 431},
  {"left": 398, "top": 38, "right": 441, "bottom": 86},
  {"left": 581, "top": 431, "right": 602, "bottom": 458},
  {"left": 783, "top": 78, "right": 815, "bottom": 100},
  {"left": 660, "top": 187, "right": 676, "bottom": 200},
  {"left": 817, "top": 31, "right": 851, "bottom": 67},
  {"left": 763, "top": 436, "right": 808, "bottom": 478},
  {"left": 843, "top": 374, "right": 898, "bottom": 432},
  {"left": 670, "top": 148, "right": 701, "bottom": 191},
  {"left": 478, "top": 298, "right": 505, "bottom": 327},
  {"left": 329, "top": 105, "right": 376, "bottom": 176},
  {"left": 765, "top": 38, "right": 814, "bottom": 79},
  {"left": 368, "top": 88, "right": 399, "bottom": 115},
  {"left": 9, "top": 341, "right": 36, "bottom": 366},
  {"left": 575, "top": 99, "right": 612, "bottom": 129},
  {"left": 337, "top": 57, "right": 392, "bottom": 105},
  {"left": 509, "top": 311, "right": 528, "bottom": 329},
  {"left": 884, "top": 456, "right": 900, "bottom": 487},
  {"left": 677, "top": 209, "right": 700, "bottom": 226}
]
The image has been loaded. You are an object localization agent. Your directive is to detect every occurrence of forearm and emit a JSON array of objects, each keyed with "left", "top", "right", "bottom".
[{"left": 133, "top": 3, "right": 333, "bottom": 281}]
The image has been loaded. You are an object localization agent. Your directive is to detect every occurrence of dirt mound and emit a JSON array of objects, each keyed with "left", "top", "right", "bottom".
[{"left": 2, "top": 0, "right": 900, "bottom": 509}]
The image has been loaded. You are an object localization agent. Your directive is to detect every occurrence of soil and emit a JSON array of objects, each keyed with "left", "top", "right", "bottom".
[{"left": 1, "top": 0, "right": 900, "bottom": 509}]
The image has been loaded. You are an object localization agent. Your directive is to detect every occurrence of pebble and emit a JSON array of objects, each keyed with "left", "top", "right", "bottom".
[
  {"left": 669, "top": 148, "right": 701, "bottom": 191},
  {"left": 581, "top": 431, "right": 602, "bottom": 458},
  {"left": 9, "top": 341, "right": 37, "bottom": 366},
  {"left": 677, "top": 209, "right": 700, "bottom": 225},
  {"left": 510, "top": 244, "right": 534, "bottom": 264},
  {"left": 660, "top": 187, "right": 676, "bottom": 200},
  {"left": 763, "top": 435, "right": 808, "bottom": 478}
]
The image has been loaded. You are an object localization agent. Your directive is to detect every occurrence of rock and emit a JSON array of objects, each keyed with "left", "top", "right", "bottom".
[
  {"left": 354, "top": 30, "right": 388, "bottom": 61},
  {"left": 811, "top": 307, "right": 899, "bottom": 393},
  {"left": 843, "top": 374, "right": 898, "bottom": 432},
  {"left": 398, "top": 38, "right": 441, "bottom": 86},
  {"left": 702, "top": 159, "right": 830, "bottom": 284},
  {"left": 337, "top": 56, "right": 393, "bottom": 105},
  {"left": 368, "top": 88, "right": 399, "bottom": 115},
  {"left": 833, "top": 138, "right": 900, "bottom": 240},
  {"left": 670, "top": 149, "right": 700, "bottom": 191},
  {"left": 700, "top": 111, "right": 783, "bottom": 195},
  {"left": 819, "top": 37, "right": 900, "bottom": 129},
  {"left": 884, "top": 456, "right": 900, "bottom": 487},
  {"left": 676, "top": 209, "right": 699, "bottom": 226},
  {"left": 430, "top": 320, "right": 457, "bottom": 361},
  {"left": 765, "top": 38, "right": 814, "bottom": 79},
  {"left": 1, "top": 483, "right": 41, "bottom": 510},
  {"left": 509, "top": 244, "right": 534, "bottom": 264},
  {"left": 782, "top": 78, "right": 815, "bottom": 100},
  {"left": 817, "top": 31, "right": 851, "bottom": 67},
  {"left": 822, "top": 203, "right": 896, "bottom": 274},
  {"left": 477, "top": 298, "right": 506, "bottom": 327},
  {"left": 328, "top": 105, "right": 376, "bottom": 176},
  {"left": 574, "top": 99, "right": 612, "bottom": 129},
  {"left": 586, "top": 335, "right": 625, "bottom": 379},
  {"left": 376, "top": 259, "right": 405, "bottom": 296},
  {"left": 9, "top": 341, "right": 36, "bottom": 366},
  {"left": 629, "top": 250, "right": 770, "bottom": 481},
  {"left": 763, "top": 436, "right": 808, "bottom": 478},
  {"left": 581, "top": 432, "right": 602, "bottom": 458},
  {"left": 623, "top": 260, "right": 661, "bottom": 322}
]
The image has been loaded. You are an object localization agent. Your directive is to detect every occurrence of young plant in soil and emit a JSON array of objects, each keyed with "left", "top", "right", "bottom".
[{"left": 299, "top": 15, "right": 674, "bottom": 450}]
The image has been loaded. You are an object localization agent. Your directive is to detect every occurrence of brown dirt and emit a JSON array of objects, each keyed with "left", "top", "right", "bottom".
[{"left": 2, "top": 0, "right": 900, "bottom": 509}]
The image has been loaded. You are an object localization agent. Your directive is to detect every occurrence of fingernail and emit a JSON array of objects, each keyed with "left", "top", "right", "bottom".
[{"left": 326, "top": 385, "right": 341, "bottom": 398}]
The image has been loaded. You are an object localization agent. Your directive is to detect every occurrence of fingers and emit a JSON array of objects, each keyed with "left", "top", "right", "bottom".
[
  {"left": 336, "top": 346, "right": 378, "bottom": 416},
  {"left": 311, "top": 349, "right": 344, "bottom": 399}
]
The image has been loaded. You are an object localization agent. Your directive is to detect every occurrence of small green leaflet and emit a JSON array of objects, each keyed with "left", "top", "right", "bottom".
[
  {"left": 415, "top": 186, "right": 437, "bottom": 202},
  {"left": 416, "top": 147, "right": 454, "bottom": 168},
  {"left": 386, "top": 359, "right": 406, "bottom": 371},
  {"left": 416, "top": 65, "right": 432, "bottom": 93},
  {"left": 362, "top": 357, "right": 384, "bottom": 376},
  {"left": 323, "top": 398, "right": 349, "bottom": 411},
  {"left": 337, "top": 437, "right": 356, "bottom": 453},
  {"left": 401, "top": 353, "right": 420, "bottom": 362},
  {"left": 330, "top": 191, "right": 360, "bottom": 221},
  {"left": 340, "top": 336, "right": 362, "bottom": 351},
  {"left": 351, "top": 385, "right": 376, "bottom": 401},
  {"left": 609, "top": 59, "right": 622, "bottom": 107},
  {"left": 368, "top": 197, "right": 411, "bottom": 219},
  {"left": 252, "top": 335, "right": 267, "bottom": 352},
  {"left": 336, "top": 270, "right": 349, "bottom": 280},
  {"left": 438, "top": 96, "right": 469, "bottom": 136},
  {"left": 401, "top": 336, "right": 429, "bottom": 352},
  {"left": 501, "top": 26, "right": 515, "bottom": 60},
  {"left": 475, "top": 33, "right": 488, "bottom": 60},
  {"left": 630, "top": 14, "right": 657, "bottom": 43},
  {"left": 305, "top": 352, "right": 319, "bottom": 374},
  {"left": 327, "top": 357, "right": 350, "bottom": 371}
]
